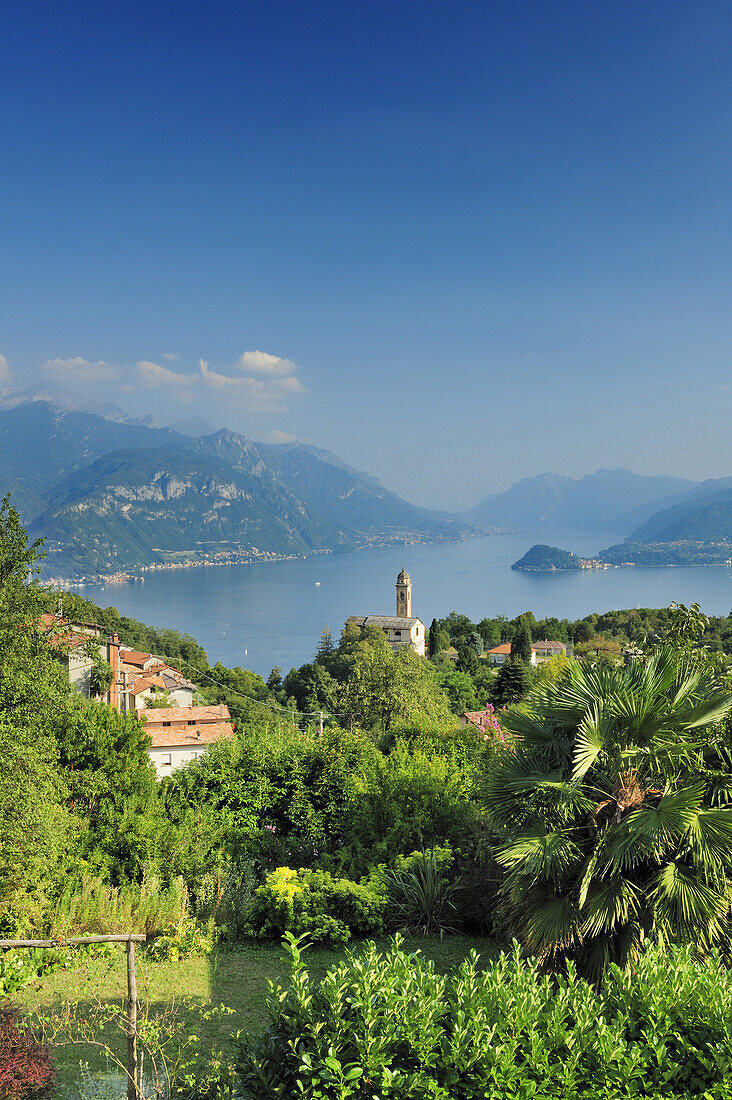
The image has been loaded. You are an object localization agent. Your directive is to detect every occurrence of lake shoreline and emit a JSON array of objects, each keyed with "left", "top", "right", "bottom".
[{"left": 45, "top": 530, "right": 485, "bottom": 588}]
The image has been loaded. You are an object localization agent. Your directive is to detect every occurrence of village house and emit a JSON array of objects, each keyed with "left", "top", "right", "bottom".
[
  {"left": 41, "top": 612, "right": 227, "bottom": 775},
  {"left": 346, "top": 569, "right": 426, "bottom": 657},
  {"left": 40, "top": 612, "right": 122, "bottom": 709},
  {"left": 531, "top": 639, "right": 568, "bottom": 661},
  {"left": 486, "top": 639, "right": 567, "bottom": 666},
  {"left": 486, "top": 643, "right": 512, "bottom": 666},
  {"left": 118, "top": 649, "right": 196, "bottom": 711},
  {"left": 142, "top": 704, "right": 235, "bottom": 778}
]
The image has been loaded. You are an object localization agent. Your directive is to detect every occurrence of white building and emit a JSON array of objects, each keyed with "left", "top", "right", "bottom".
[
  {"left": 142, "top": 704, "right": 235, "bottom": 778},
  {"left": 487, "top": 639, "right": 568, "bottom": 666}
]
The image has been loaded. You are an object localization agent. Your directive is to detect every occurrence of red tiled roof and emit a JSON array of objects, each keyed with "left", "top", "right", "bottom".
[
  {"left": 39, "top": 615, "right": 90, "bottom": 650},
  {"left": 488, "top": 644, "right": 511, "bottom": 654},
  {"left": 130, "top": 675, "right": 168, "bottom": 696},
  {"left": 462, "top": 709, "right": 496, "bottom": 731},
  {"left": 120, "top": 650, "right": 153, "bottom": 667},
  {"left": 142, "top": 704, "right": 234, "bottom": 748},
  {"left": 142, "top": 704, "right": 231, "bottom": 724},
  {"left": 531, "top": 640, "right": 566, "bottom": 651}
]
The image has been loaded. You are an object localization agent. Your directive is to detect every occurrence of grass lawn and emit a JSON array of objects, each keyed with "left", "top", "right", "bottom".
[{"left": 17, "top": 933, "right": 500, "bottom": 1094}]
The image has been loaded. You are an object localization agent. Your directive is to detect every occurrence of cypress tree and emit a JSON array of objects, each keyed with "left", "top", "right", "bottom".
[{"left": 428, "top": 618, "right": 442, "bottom": 658}]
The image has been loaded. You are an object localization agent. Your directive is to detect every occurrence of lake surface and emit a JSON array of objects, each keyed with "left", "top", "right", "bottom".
[{"left": 81, "top": 532, "right": 732, "bottom": 677}]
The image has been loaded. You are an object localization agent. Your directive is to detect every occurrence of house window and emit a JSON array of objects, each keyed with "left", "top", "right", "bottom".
[
  {"left": 187, "top": 719, "right": 196, "bottom": 725},
  {"left": 161, "top": 753, "right": 172, "bottom": 766},
  {"left": 162, "top": 721, "right": 171, "bottom": 727},
  {"left": 394, "top": 630, "right": 402, "bottom": 637}
]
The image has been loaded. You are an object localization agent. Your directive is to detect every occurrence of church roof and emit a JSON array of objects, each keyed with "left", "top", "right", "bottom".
[
  {"left": 347, "top": 615, "right": 422, "bottom": 629},
  {"left": 397, "top": 569, "right": 411, "bottom": 582}
]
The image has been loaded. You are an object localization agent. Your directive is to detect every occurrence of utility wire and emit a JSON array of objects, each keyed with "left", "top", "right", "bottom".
[{"left": 140, "top": 650, "right": 344, "bottom": 720}]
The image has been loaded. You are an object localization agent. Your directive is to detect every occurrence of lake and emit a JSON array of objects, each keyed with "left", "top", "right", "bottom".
[{"left": 80, "top": 532, "right": 732, "bottom": 677}]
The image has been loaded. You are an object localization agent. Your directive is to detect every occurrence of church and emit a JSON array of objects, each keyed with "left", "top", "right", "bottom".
[{"left": 346, "top": 569, "right": 426, "bottom": 657}]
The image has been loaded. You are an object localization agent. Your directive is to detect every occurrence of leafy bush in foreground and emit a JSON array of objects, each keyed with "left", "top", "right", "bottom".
[{"left": 237, "top": 935, "right": 732, "bottom": 1099}]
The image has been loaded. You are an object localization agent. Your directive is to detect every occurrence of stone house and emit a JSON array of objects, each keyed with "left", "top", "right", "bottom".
[{"left": 142, "top": 704, "right": 235, "bottom": 778}]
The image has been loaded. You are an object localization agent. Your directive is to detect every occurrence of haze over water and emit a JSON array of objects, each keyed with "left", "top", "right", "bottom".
[{"left": 80, "top": 533, "right": 732, "bottom": 677}]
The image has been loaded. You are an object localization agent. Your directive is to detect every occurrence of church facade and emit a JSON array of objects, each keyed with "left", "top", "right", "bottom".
[{"left": 346, "top": 569, "right": 426, "bottom": 657}]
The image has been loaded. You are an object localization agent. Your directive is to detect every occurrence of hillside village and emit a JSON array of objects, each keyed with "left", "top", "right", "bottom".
[
  {"left": 43, "top": 567, "right": 572, "bottom": 776},
  {"left": 40, "top": 609, "right": 234, "bottom": 777}
]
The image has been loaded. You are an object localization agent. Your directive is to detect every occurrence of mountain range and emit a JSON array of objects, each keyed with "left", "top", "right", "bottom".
[
  {"left": 5, "top": 390, "right": 732, "bottom": 577},
  {"left": 0, "top": 399, "right": 465, "bottom": 577},
  {"left": 465, "top": 468, "right": 699, "bottom": 533}
]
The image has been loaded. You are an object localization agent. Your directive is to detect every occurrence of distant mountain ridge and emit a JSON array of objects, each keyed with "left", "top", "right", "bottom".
[
  {"left": 1, "top": 400, "right": 468, "bottom": 577},
  {"left": 466, "top": 468, "right": 699, "bottom": 535}
]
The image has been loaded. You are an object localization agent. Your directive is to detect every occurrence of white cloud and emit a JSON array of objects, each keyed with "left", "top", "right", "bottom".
[
  {"left": 135, "top": 361, "right": 194, "bottom": 402},
  {"left": 43, "top": 356, "right": 115, "bottom": 382},
  {"left": 0, "top": 355, "right": 10, "bottom": 385},
  {"left": 136, "top": 360, "right": 192, "bottom": 388},
  {"left": 235, "top": 350, "right": 297, "bottom": 377},
  {"left": 161, "top": 352, "right": 180, "bottom": 361},
  {"left": 199, "top": 359, "right": 305, "bottom": 412}
]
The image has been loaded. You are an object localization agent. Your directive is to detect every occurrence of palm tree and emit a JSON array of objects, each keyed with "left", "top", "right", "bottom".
[{"left": 485, "top": 646, "right": 732, "bottom": 977}]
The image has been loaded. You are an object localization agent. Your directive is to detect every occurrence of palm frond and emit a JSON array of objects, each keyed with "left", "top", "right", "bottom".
[
  {"left": 685, "top": 807, "right": 732, "bottom": 871},
  {"left": 651, "top": 861, "right": 729, "bottom": 947},
  {"left": 496, "top": 829, "right": 580, "bottom": 883},
  {"left": 603, "top": 785, "right": 703, "bottom": 869},
  {"left": 580, "top": 877, "right": 641, "bottom": 937},
  {"left": 572, "top": 703, "right": 611, "bottom": 781},
  {"left": 521, "top": 892, "right": 578, "bottom": 953}
]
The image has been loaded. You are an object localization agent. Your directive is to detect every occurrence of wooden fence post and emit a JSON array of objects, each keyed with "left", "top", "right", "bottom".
[
  {"left": 126, "top": 937, "right": 139, "bottom": 1099},
  {"left": 0, "top": 933, "right": 145, "bottom": 1096}
]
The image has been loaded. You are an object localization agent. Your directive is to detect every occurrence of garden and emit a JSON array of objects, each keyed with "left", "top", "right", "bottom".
[{"left": 6, "top": 496, "right": 732, "bottom": 1098}]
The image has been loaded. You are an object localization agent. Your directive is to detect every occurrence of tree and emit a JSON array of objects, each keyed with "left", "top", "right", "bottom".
[
  {"left": 494, "top": 658, "right": 530, "bottom": 706},
  {"left": 0, "top": 716, "right": 68, "bottom": 921},
  {"left": 468, "top": 631, "right": 485, "bottom": 656},
  {"left": 478, "top": 618, "right": 501, "bottom": 648},
  {"left": 485, "top": 647, "right": 732, "bottom": 977},
  {"left": 340, "top": 634, "right": 454, "bottom": 733},
  {"left": 573, "top": 620, "right": 595, "bottom": 644},
  {"left": 511, "top": 617, "right": 532, "bottom": 663},
  {"left": 282, "top": 661, "right": 338, "bottom": 715},
  {"left": 456, "top": 644, "right": 479, "bottom": 675},
  {"left": 316, "top": 626, "right": 334, "bottom": 662},
  {"left": 51, "top": 701, "right": 161, "bottom": 880},
  {"left": 267, "top": 667, "right": 283, "bottom": 693},
  {"left": 437, "top": 668, "right": 479, "bottom": 714},
  {"left": 428, "top": 618, "right": 442, "bottom": 658}
]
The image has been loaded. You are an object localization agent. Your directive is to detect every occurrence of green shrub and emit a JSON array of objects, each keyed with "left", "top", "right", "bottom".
[
  {"left": 237, "top": 936, "right": 732, "bottom": 1099},
  {"left": 145, "top": 917, "right": 212, "bottom": 962},
  {"left": 246, "top": 867, "right": 386, "bottom": 944},
  {"left": 0, "top": 948, "right": 71, "bottom": 997},
  {"left": 379, "top": 848, "right": 459, "bottom": 936}
]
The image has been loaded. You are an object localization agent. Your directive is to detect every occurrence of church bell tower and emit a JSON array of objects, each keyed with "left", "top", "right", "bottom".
[{"left": 396, "top": 568, "right": 412, "bottom": 618}]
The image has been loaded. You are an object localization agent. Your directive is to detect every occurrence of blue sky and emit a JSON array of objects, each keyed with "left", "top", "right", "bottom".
[{"left": 2, "top": 0, "right": 732, "bottom": 509}]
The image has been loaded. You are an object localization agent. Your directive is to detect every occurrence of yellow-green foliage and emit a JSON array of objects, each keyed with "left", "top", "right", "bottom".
[{"left": 247, "top": 866, "right": 386, "bottom": 944}]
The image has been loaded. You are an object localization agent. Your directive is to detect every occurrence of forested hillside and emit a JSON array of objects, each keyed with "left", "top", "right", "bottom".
[{"left": 0, "top": 400, "right": 468, "bottom": 577}]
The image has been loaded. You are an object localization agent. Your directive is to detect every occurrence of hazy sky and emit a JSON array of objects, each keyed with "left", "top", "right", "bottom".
[{"left": 3, "top": 1, "right": 732, "bottom": 510}]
